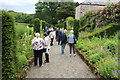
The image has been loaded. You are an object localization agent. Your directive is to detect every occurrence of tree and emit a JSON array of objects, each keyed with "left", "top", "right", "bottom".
[
  {"left": 8, "top": 10, "right": 35, "bottom": 24},
  {"left": 56, "top": 2, "right": 78, "bottom": 20},
  {"left": 35, "top": 2, "right": 79, "bottom": 26},
  {"left": 33, "top": 18, "right": 41, "bottom": 33},
  {"left": 35, "top": 2, "right": 59, "bottom": 25},
  {"left": 66, "top": 16, "right": 74, "bottom": 30}
]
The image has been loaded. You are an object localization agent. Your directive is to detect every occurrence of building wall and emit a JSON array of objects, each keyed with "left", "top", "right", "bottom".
[{"left": 75, "top": 4, "right": 105, "bottom": 19}]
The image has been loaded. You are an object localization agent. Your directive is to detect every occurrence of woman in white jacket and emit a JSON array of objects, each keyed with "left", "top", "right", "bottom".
[{"left": 43, "top": 33, "right": 51, "bottom": 63}]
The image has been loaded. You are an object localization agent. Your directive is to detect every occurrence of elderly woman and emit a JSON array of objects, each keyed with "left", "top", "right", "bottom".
[
  {"left": 32, "top": 33, "right": 44, "bottom": 67},
  {"left": 43, "top": 33, "right": 50, "bottom": 63},
  {"left": 68, "top": 30, "right": 76, "bottom": 56}
]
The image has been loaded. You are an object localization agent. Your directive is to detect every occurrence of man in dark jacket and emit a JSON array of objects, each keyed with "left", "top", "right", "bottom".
[{"left": 60, "top": 30, "right": 67, "bottom": 54}]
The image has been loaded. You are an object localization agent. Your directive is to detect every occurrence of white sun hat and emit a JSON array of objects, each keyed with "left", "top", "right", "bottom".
[{"left": 35, "top": 33, "right": 40, "bottom": 37}]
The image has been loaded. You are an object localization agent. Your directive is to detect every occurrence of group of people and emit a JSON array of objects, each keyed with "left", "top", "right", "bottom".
[
  {"left": 55, "top": 28, "right": 77, "bottom": 56},
  {"left": 31, "top": 28, "right": 77, "bottom": 67}
]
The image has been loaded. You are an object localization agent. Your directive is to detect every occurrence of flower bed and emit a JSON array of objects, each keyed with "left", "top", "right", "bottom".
[{"left": 76, "top": 34, "right": 118, "bottom": 78}]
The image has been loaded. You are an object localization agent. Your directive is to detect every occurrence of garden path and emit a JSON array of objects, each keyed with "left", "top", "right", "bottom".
[{"left": 26, "top": 40, "right": 96, "bottom": 78}]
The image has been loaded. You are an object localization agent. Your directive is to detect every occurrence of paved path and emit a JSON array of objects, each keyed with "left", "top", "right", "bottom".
[{"left": 26, "top": 41, "right": 96, "bottom": 78}]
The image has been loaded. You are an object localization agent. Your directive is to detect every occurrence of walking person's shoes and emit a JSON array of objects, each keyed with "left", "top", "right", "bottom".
[
  {"left": 34, "top": 64, "right": 37, "bottom": 66},
  {"left": 69, "top": 54, "right": 71, "bottom": 57},
  {"left": 39, "top": 65, "right": 44, "bottom": 67},
  {"left": 74, "top": 54, "right": 76, "bottom": 57},
  {"left": 44, "top": 60, "right": 49, "bottom": 63}
]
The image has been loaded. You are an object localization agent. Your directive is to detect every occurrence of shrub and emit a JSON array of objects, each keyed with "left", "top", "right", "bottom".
[
  {"left": 96, "top": 56, "right": 118, "bottom": 78},
  {"left": 2, "top": 10, "right": 16, "bottom": 79},
  {"left": 33, "top": 18, "right": 40, "bottom": 33},
  {"left": 104, "top": 40, "right": 117, "bottom": 55},
  {"left": 80, "top": 23, "right": 120, "bottom": 38},
  {"left": 17, "top": 54, "right": 28, "bottom": 71},
  {"left": 89, "top": 51, "right": 106, "bottom": 64},
  {"left": 73, "top": 19, "right": 79, "bottom": 39}
]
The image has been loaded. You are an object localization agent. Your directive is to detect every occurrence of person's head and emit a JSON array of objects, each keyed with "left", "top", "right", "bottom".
[
  {"left": 70, "top": 30, "right": 74, "bottom": 34},
  {"left": 35, "top": 33, "right": 40, "bottom": 37},
  {"left": 43, "top": 33, "right": 48, "bottom": 37},
  {"left": 64, "top": 30, "right": 67, "bottom": 33}
]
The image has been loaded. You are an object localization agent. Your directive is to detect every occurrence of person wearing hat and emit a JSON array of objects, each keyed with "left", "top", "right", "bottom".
[
  {"left": 68, "top": 30, "right": 76, "bottom": 56},
  {"left": 43, "top": 33, "right": 51, "bottom": 63},
  {"left": 32, "top": 33, "right": 45, "bottom": 67}
]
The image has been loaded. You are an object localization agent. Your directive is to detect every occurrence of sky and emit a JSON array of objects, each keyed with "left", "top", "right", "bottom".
[{"left": 0, "top": 0, "right": 85, "bottom": 14}]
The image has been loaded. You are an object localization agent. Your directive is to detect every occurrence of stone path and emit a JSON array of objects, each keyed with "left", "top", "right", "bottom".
[{"left": 26, "top": 41, "right": 96, "bottom": 78}]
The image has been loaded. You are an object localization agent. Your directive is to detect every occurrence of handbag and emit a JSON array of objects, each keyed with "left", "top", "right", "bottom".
[
  {"left": 74, "top": 35, "right": 77, "bottom": 44},
  {"left": 42, "top": 48, "right": 46, "bottom": 52}
]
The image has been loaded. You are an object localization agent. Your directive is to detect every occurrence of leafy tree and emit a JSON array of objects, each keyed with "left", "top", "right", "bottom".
[
  {"left": 56, "top": 2, "right": 78, "bottom": 20},
  {"left": 35, "top": 2, "right": 58, "bottom": 25},
  {"left": 66, "top": 16, "right": 74, "bottom": 29},
  {"left": 33, "top": 18, "right": 41, "bottom": 33},
  {"left": 35, "top": 2, "right": 79, "bottom": 26},
  {"left": 8, "top": 10, "right": 35, "bottom": 24}
]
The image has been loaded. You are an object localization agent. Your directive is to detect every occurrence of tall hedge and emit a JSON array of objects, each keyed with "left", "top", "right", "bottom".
[
  {"left": 33, "top": 18, "right": 40, "bottom": 33},
  {"left": 73, "top": 19, "right": 79, "bottom": 39},
  {"left": 2, "top": 10, "right": 16, "bottom": 79}
]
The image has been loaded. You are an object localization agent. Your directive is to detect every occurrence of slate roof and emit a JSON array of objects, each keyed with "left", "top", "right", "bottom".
[{"left": 82, "top": 0, "right": 120, "bottom": 5}]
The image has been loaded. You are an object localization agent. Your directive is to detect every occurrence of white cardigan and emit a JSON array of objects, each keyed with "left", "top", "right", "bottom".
[{"left": 44, "top": 36, "right": 51, "bottom": 53}]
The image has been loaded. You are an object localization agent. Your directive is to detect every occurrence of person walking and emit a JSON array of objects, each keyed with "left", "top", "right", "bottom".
[
  {"left": 43, "top": 33, "right": 51, "bottom": 63},
  {"left": 32, "top": 33, "right": 45, "bottom": 67},
  {"left": 68, "top": 30, "right": 76, "bottom": 56},
  {"left": 55, "top": 28, "right": 59, "bottom": 41},
  {"left": 49, "top": 29, "right": 55, "bottom": 46},
  {"left": 57, "top": 28, "right": 63, "bottom": 45},
  {"left": 60, "top": 30, "right": 67, "bottom": 55}
]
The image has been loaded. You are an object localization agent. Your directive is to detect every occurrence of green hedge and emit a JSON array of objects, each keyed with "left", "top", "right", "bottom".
[
  {"left": 73, "top": 19, "right": 79, "bottom": 39},
  {"left": 2, "top": 10, "right": 16, "bottom": 79},
  {"left": 81, "top": 23, "right": 120, "bottom": 38}
]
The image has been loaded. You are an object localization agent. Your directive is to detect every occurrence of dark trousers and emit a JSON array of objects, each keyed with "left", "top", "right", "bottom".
[
  {"left": 69, "top": 43, "right": 75, "bottom": 54},
  {"left": 50, "top": 38, "right": 54, "bottom": 46},
  {"left": 33, "top": 49, "right": 43, "bottom": 66},
  {"left": 45, "top": 53, "right": 49, "bottom": 62}
]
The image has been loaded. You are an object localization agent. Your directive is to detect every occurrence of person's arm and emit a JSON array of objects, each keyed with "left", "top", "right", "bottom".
[{"left": 32, "top": 39, "right": 35, "bottom": 46}]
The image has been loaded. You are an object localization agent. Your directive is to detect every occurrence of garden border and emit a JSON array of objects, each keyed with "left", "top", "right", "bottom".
[
  {"left": 16, "top": 56, "right": 34, "bottom": 80},
  {"left": 75, "top": 48, "right": 119, "bottom": 80}
]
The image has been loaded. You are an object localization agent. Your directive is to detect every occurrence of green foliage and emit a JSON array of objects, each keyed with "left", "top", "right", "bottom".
[
  {"left": 79, "top": 11, "right": 96, "bottom": 31},
  {"left": 76, "top": 33, "right": 118, "bottom": 78},
  {"left": 8, "top": 10, "right": 34, "bottom": 24},
  {"left": 96, "top": 56, "right": 118, "bottom": 78},
  {"left": 15, "top": 23, "right": 33, "bottom": 39},
  {"left": 89, "top": 51, "right": 106, "bottom": 64},
  {"left": 35, "top": 2, "right": 78, "bottom": 25},
  {"left": 56, "top": 2, "right": 77, "bottom": 20},
  {"left": 104, "top": 40, "right": 117, "bottom": 55},
  {"left": 78, "top": 2, "right": 120, "bottom": 31},
  {"left": 66, "top": 17, "right": 74, "bottom": 30},
  {"left": 17, "top": 54, "right": 28, "bottom": 70},
  {"left": 15, "top": 23, "right": 33, "bottom": 75},
  {"left": 80, "top": 23, "right": 120, "bottom": 38},
  {"left": 2, "top": 10, "right": 16, "bottom": 79},
  {"left": 96, "top": 3, "right": 120, "bottom": 27},
  {"left": 33, "top": 18, "right": 40, "bottom": 33},
  {"left": 73, "top": 19, "right": 79, "bottom": 39}
]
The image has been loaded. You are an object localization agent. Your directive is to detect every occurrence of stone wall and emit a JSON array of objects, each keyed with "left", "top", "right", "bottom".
[{"left": 75, "top": 4, "right": 105, "bottom": 19}]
